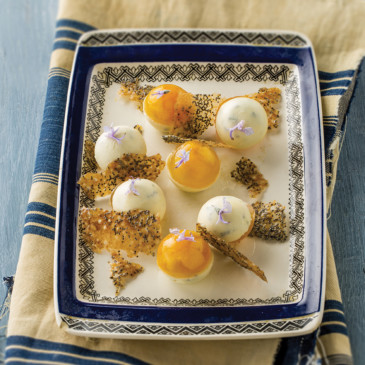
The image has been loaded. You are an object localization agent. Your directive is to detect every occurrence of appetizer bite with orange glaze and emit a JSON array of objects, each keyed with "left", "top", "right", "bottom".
[
  {"left": 95, "top": 125, "right": 147, "bottom": 170},
  {"left": 111, "top": 178, "right": 166, "bottom": 219},
  {"left": 197, "top": 196, "right": 255, "bottom": 243},
  {"left": 166, "top": 140, "right": 220, "bottom": 192},
  {"left": 143, "top": 84, "right": 194, "bottom": 134},
  {"left": 157, "top": 229, "right": 213, "bottom": 283},
  {"left": 215, "top": 97, "right": 268, "bottom": 149}
]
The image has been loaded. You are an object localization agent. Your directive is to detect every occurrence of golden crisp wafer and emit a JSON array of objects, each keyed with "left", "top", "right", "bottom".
[
  {"left": 109, "top": 250, "right": 144, "bottom": 296},
  {"left": 171, "top": 93, "right": 223, "bottom": 137},
  {"left": 161, "top": 135, "right": 234, "bottom": 149},
  {"left": 78, "top": 153, "right": 165, "bottom": 199},
  {"left": 196, "top": 223, "right": 267, "bottom": 282},
  {"left": 119, "top": 80, "right": 154, "bottom": 111},
  {"left": 245, "top": 87, "right": 281, "bottom": 130},
  {"left": 79, "top": 207, "right": 161, "bottom": 257},
  {"left": 82, "top": 139, "right": 98, "bottom": 173},
  {"left": 231, "top": 156, "right": 268, "bottom": 198}
]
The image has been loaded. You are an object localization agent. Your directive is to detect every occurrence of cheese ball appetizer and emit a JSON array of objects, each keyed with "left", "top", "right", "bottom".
[
  {"left": 143, "top": 84, "right": 194, "bottom": 134},
  {"left": 111, "top": 178, "right": 166, "bottom": 219},
  {"left": 157, "top": 229, "right": 213, "bottom": 283},
  {"left": 215, "top": 97, "right": 268, "bottom": 149},
  {"left": 197, "top": 196, "right": 255, "bottom": 243},
  {"left": 166, "top": 140, "right": 220, "bottom": 192},
  {"left": 95, "top": 125, "right": 147, "bottom": 170}
]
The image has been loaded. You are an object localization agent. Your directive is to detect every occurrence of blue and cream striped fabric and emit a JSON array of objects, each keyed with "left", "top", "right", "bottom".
[
  {"left": 4, "top": 17, "right": 354, "bottom": 365},
  {"left": 5, "top": 336, "right": 149, "bottom": 365},
  {"left": 53, "top": 19, "right": 96, "bottom": 52}
]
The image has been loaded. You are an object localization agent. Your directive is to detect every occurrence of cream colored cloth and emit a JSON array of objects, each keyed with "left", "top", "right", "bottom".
[{"left": 6, "top": 0, "right": 365, "bottom": 364}]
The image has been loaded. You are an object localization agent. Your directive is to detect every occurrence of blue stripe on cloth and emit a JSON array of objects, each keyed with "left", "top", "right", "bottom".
[
  {"left": 320, "top": 88, "right": 347, "bottom": 96},
  {"left": 27, "top": 202, "right": 56, "bottom": 217},
  {"left": 318, "top": 70, "right": 355, "bottom": 80},
  {"left": 23, "top": 225, "right": 55, "bottom": 240},
  {"left": 32, "top": 175, "right": 59, "bottom": 186},
  {"left": 5, "top": 336, "right": 150, "bottom": 365},
  {"left": 49, "top": 67, "right": 71, "bottom": 79},
  {"left": 56, "top": 19, "right": 96, "bottom": 32},
  {"left": 34, "top": 76, "right": 69, "bottom": 176},
  {"left": 55, "top": 29, "right": 83, "bottom": 41},
  {"left": 324, "top": 299, "right": 345, "bottom": 312},
  {"left": 53, "top": 39, "right": 77, "bottom": 51},
  {"left": 323, "top": 125, "right": 336, "bottom": 151},
  {"left": 320, "top": 323, "right": 348, "bottom": 336},
  {"left": 25, "top": 213, "right": 55, "bottom": 229},
  {"left": 322, "top": 311, "right": 347, "bottom": 325},
  {"left": 320, "top": 79, "right": 351, "bottom": 90}
]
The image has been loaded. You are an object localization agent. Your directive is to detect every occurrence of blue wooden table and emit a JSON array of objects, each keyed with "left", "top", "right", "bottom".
[{"left": 0, "top": 1, "right": 364, "bottom": 364}]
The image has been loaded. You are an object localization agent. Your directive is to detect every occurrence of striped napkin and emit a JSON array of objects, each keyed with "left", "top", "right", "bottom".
[{"left": 4, "top": 0, "right": 365, "bottom": 364}]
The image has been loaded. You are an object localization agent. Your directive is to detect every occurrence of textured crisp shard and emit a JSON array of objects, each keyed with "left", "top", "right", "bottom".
[
  {"left": 231, "top": 156, "right": 268, "bottom": 197},
  {"left": 171, "top": 93, "right": 223, "bottom": 137},
  {"left": 79, "top": 207, "right": 161, "bottom": 257},
  {"left": 161, "top": 134, "right": 234, "bottom": 149},
  {"left": 119, "top": 80, "right": 154, "bottom": 111},
  {"left": 109, "top": 250, "right": 144, "bottom": 296},
  {"left": 196, "top": 223, "right": 267, "bottom": 282},
  {"left": 78, "top": 153, "right": 165, "bottom": 199},
  {"left": 82, "top": 139, "right": 98, "bottom": 173},
  {"left": 250, "top": 201, "right": 288, "bottom": 242},
  {"left": 245, "top": 87, "right": 281, "bottom": 130}
]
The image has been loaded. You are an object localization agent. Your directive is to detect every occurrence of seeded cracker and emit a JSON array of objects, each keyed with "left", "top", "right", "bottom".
[
  {"left": 82, "top": 139, "right": 98, "bottom": 173},
  {"left": 250, "top": 201, "right": 288, "bottom": 242},
  {"left": 245, "top": 87, "right": 281, "bottom": 130},
  {"left": 196, "top": 223, "right": 267, "bottom": 282},
  {"left": 119, "top": 80, "right": 154, "bottom": 111},
  {"left": 79, "top": 207, "right": 161, "bottom": 258},
  {"left": 109, "top": 251, "right": 144, "bottom": 296},
  {"left": 162, "top": 135, "right": 234, "bottom": 149},
  {"left": 171, "top": 93, "right": 223, "bottom": 137},
  {"left": 231, "top": 156, "right": 268, "bottom": 198},
  {"left": 78, "top": 153, "right": 165, "bottom": 199}
]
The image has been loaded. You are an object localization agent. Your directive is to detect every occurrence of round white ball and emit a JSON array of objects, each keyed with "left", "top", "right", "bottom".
[
  {"left": 215, "top": 97, "right": 268, "bottom": 149},
  {"left": 95, "top": 125, "right": 147, "bottom": 170},
  {"left": 197, "top": 196, "right": 253, "bottom": 242},
  {"left": 112, "top": 178, "right": 166, "bottom": 219}
]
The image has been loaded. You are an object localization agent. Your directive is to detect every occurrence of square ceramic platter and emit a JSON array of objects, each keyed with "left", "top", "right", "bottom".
[{"left": 54, "top": 29, "right": 326, "bottom": 340}]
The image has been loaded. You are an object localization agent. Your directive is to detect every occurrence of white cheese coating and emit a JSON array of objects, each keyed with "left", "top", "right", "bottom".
[
  {"left": 215, "top": 97, "right": 268, "bottom": 149},
  {"left": 94, "top": 125, "right": 147, "bottom": 170},
  {"left": 111, "top": 178, "right": 166, "bottom": 219},
  {"left": 197, "top": 196, "right": 253, "bottom": 242}
]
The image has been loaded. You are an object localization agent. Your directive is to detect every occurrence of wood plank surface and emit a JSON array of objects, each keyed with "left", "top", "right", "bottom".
[
  {"left": 0, "top": 1, "right": 364, "bottom": 364},
  {"left": 0, "top": 0, "right": 58, "bottom": 361}
]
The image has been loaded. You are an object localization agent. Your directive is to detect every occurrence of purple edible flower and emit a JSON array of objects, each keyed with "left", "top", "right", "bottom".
[
  {"left": 229, "top": 120, "right": 254, "bottom": 140},
  {"left": 152, "top": 90, "right": 170, "bottom": 99},
  {"left": 169, "top": 228, "right": 195, "bottom": 242},
  {"left": 104, "top": 125, "right": 126, "bottom": 144},
  {"left": 125, "top": 178, "right": 140, "bottom": 196},
  {"left": 174, "top": 149, "right": 190, "bottom": 168},
  {"left": 216, "top": 197, "right": 232, "bottom": 224}
]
